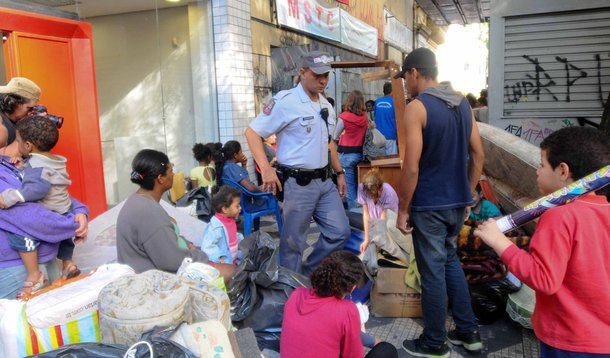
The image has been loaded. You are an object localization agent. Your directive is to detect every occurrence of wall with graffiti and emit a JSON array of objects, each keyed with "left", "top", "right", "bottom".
[{"left": 489, "top": 0, "right": 610, "bottom": 146}]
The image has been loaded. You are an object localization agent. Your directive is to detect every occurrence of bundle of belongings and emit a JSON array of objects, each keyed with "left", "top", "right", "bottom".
[
  {"left": 459, "top": 218, "right": 535, "bottom": 325},
  {"left": 359, "top": 211, "right": 423, "bottom": 318},
  {"left": 0, "top": 259, "right": 263, "bottom": 357}
]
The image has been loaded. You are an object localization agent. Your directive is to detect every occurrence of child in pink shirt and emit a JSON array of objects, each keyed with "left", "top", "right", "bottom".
[{"left": 201, "top": 186, "right": 243, "bottom": 264}]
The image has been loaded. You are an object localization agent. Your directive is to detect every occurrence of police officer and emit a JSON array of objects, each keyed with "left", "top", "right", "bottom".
[{"left": 245, "top": 51, "right": 350, "bottom": 275}]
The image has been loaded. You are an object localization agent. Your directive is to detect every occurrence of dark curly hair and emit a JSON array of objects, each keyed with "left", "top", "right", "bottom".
[
  {"left": 0, "top": 93, "right": 30, "bottom": 115},
  {"left": 15, "top": 115, "right": 59, "bottom": 152},
  {"left": 540, "top": 126, "right": 610, "bottom": 199},
  {"left": 192, "top": 143, "right": 212, "bottom": 163},
  {"left": 212, "top": 185, "right": 241, "bottom": 213},
  {"left": 310, "top": 251, "right": 365, "bottom": 299}
]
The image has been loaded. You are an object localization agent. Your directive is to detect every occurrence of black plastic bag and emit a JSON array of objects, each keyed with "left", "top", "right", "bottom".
[
  {"left": 122, "top": 326, "right": 198, "bottom": 358},
  {"left": 26, "top": 343, "right": 127, "bottom": 358},
  {"left": 227, "top": 231, "right": 309, "bottom": 331},
  {"left": 469, "top": 278, "right": 520, "bottom": 325},
  {"left": 175, "top": 187, "right": 213, "bottom": 222}
]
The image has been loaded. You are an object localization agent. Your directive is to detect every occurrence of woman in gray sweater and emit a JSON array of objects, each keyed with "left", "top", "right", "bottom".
[{"left": 116, "top": 149, "right": 235, "bottom": 282}]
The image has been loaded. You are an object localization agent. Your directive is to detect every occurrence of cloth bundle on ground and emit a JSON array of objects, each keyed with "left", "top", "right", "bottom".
[
  {"left": 0, "top": 263, "right": 134, "bottom": 357},
  {"left": 98, "top": 268, "right": 230, "bottom": 347},
  {"left": 458, "top": 221, "right": 530, "bottom": 284},
  {"left": 0, "top": 156, "right": 83, "bottom": 267},
  {"left": 361, "top": 211, "right": 421, "bottom": 292},
  {"left": 227, "top": 231, "right": 309, "bottom": 350}
]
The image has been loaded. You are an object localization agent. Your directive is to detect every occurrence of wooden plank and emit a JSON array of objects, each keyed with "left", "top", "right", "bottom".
[
  {"left": 331, "top": 60, "right": 394, "bottom": 69},
  {"left": 369, "top": 156, "right": 401, "bottom": 166},
  {"left": 361, "top": 69, "right": 391, "bottom": 82}
]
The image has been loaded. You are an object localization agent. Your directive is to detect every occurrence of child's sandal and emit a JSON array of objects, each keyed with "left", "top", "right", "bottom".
[
  {"left": 61, "top": 263, "right": 81, "bottom": 280},
  {"left": 16, "top": 272, "right": 46, "bottom": 299}
]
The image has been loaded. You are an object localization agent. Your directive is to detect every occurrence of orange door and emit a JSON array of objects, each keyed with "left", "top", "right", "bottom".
[
  {"left": 1, "top": 8, "right": 106, "bottom": 218},
  {"left": 8, "top": 32, "right": 85, "bottom": 201}
]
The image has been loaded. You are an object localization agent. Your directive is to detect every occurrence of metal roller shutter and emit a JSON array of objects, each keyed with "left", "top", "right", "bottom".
[{"left": 502, "top": 8, "right": 610, "bottom": 119}]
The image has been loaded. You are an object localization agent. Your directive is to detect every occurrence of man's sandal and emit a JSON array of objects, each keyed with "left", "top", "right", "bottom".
[
  {"left": 61, "top": 263, "right": 81, "bottom": 280},
  {"left": 16, "top": 271, "right": 47, "bottom": 299}
]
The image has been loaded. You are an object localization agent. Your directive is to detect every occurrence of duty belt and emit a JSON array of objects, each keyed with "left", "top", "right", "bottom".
[{"left": 277, "top": 165, "right": 330, "bottom": 186}]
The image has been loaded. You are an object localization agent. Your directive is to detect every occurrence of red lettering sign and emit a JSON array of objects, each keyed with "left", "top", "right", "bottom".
[
  {"left": 288, "top": 0, "right": 300, "bottom": 19},
  {"left": 304, "top": 1, "right": 312, "bottom": 23}
]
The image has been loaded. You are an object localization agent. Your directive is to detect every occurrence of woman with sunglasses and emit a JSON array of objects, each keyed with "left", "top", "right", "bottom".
[{"left": 0, "top": 77, "right": 41, "bottom": 157}]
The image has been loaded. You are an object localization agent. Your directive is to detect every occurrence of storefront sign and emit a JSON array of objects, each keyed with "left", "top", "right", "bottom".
[
  {"left": 276, "top": 0, "right": 341, "bottom": 41},
  {"left": 383, "top": 8, "right": 413, "bottom": 53},
  {"left": 340, "top": 10, "right": 378, "bottom": 56}
]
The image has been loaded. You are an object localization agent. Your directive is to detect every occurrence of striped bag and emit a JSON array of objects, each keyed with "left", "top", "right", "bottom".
[{"left": 0, "top": 263, "right": 134, "bottom": 357}]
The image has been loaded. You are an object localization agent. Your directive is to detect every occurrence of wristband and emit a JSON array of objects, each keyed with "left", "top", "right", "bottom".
[{"left": 336, "top": 170, "right": 345, "bottom": 176}]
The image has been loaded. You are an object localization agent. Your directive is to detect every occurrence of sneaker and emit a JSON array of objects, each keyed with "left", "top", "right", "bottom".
[
  {"left": 402, "top": 336, "right": 450, "bottom": 358},
  {"left": 448, "top": 329, "right": 483, "bottom": 352}
]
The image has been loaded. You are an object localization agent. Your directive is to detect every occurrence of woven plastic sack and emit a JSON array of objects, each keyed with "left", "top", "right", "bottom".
[
  {"left": 506, "top": 284, "right": 535, "bottom": 329},
  {"left": 0, "top": 263, "right": 134, "bottom": 358}
]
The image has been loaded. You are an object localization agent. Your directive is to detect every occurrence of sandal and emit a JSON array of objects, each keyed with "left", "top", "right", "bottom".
[
  {"left": 16, "top": 271, "right": 46, "bottom": 299},
  {"left": 61, "top": 263, "right": 81, "bottom": 280}
]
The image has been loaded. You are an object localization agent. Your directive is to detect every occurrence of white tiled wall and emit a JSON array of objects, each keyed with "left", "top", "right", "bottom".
[{"left": 212, "top": 0, "right": 256, "bottom": 174}]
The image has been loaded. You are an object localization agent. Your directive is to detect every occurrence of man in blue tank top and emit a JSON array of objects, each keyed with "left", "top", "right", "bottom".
[{"left": 394, "top": 48, "right": 485, "bottom": 358}]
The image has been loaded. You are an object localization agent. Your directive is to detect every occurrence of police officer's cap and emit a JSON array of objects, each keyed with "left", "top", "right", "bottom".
[{"left": 301, "top": 51, "right": 333, "bottom": 75}]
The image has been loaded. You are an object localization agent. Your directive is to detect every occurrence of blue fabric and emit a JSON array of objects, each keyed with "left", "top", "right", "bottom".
[
  {"left": 0, "top": 261, "right": 60, "bottom": 299},
  {"left": 470, "top": 199, "right": 502, "bottom": 222},
  {"left": 57, "top": 239, "right": 75, "bottom": 261},
  {"left": 223, "top": 162, "right": 250, "bottom": 184},
  {"left": 280, "top": 177, "right": 350, "bottom": 275},
  {"left": 411, "top": 94, "right": 473, "bottom": 211},
  {"left": 540, "top": 342, "right": 610, "bottom": 358},
  {"left": 374, "top": 96, "right": 396, "bottom": 140},
  {"left": 411, "top": 208, "right": 478, "bottom": 348},
  {"left": 339, "top": 152, "right": 363, "bottom": 209},
  {"left": 7, "top": 232, "right": 40, "bottom": 252}
]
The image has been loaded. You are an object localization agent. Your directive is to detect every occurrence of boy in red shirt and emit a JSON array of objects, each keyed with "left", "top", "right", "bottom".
[{"left": 475, "top": 127, "right": 610, "bottom": 356}]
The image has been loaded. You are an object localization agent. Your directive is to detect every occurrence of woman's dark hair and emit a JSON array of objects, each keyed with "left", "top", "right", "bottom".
[
  {"left": 0, "top": 93, "right": 30, "bottom": 115},
  {"left": 212, "top": 185, "right": 242, "bottom": 213},
  {"left": 15, "top": 115, "right": 58, "bottom": 151},
  {"left": 130, "top": 149, "right": 170, "bottom": 190},
  {"left": 540, "top": 126, "right": 610, "bottom": 199},
  {"left": 213, "top": 140, "right": 242, "bottom": 192},
  {"left": 192, "top": 143, "right": 212, "bottom": 163},
  {"left": 310, "top": 251, "right": 365, "bottom": 299}
]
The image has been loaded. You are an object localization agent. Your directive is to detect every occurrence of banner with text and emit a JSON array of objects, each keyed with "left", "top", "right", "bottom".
[
  {"left": 276, "top": 0, "right": 341, "bottom": 42},
  {"left": 383, "top": 8, "right": 412, "bottom": 53},
  {"left": 340, "top": 10, "right": 378, "bottom": 57}
]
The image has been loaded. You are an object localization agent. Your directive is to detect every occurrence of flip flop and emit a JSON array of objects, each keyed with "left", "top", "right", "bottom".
[{"left": 61, "top": 263, "right": 81, "bottom": 280}]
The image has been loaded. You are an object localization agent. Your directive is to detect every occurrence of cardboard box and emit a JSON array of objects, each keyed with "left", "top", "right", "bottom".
[{"left": 371, "top": 267, "right": 422, "bottom": 318}]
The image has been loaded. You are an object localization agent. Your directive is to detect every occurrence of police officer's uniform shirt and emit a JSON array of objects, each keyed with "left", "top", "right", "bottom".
[{"left": 249, "top": 83, "right": 336, "bottom": 170}]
